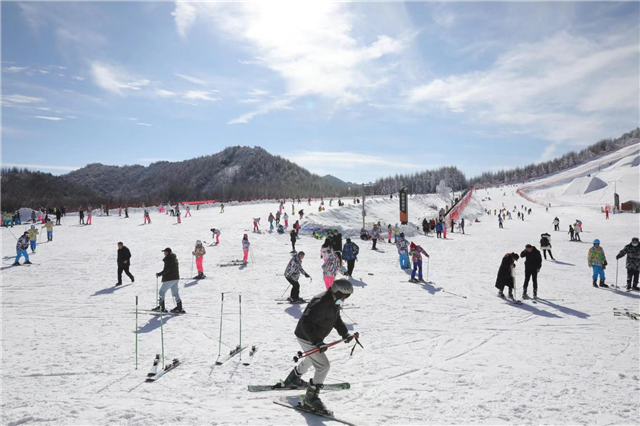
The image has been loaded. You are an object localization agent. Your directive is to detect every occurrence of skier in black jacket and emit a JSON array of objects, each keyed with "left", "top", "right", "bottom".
[
  {"left": 520, "top": 244, "right": 542, "bottom": 299},
  {"left": 116, "top": 242, "right": 135, "bottom": 286},
  {"left": 330, "top": 229, "right": 343, "bottom": 261},
  {"left": 152, "top": 248, "right": 184, "bottom": 313},
  {"left": 279, "top": 280, "right": 358, "bottom": 414}
]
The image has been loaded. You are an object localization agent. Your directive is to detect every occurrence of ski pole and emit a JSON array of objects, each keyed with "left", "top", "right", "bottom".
[
  {"left": 250, "top": 250, "right": 256, "bottom": 265},
  {"left": 156, "top": 277, "right": 159, "bottom": 306},
  {"left": 615, "top": 259, "right": 619, "bottom": 289},
  {"left": 239, "top": 294, "right": 242, "bottom": 361},
  {"left": 160, "top": 300, "right": 165, "bottom": 368},
  {"left": 135, "top": 296, "right": 138, "bottom": 370},
  {"left": 280, "top": 283, "right": 292, "bottom": 298},
  {"left": 293, "top": 337, "right": 345, "bottom": 362},
  {"left": 217, "top": 293, "right": 224, "bottom": 358},
  {"left": 426, "top": 257, "right": 430, "bottom": 282}
]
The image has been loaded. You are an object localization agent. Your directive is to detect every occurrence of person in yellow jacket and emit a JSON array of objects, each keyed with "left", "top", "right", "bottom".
[
  {"left": 588, "top": 239, "right": 608, "bottom": 288},
  {"left": 192, "top": 240, "right": 206, "bottom": 279},
  {"left": 28, "top": 225, "right": 39, "bottom": 252},
  {"left": 42, "top": 219, "right": 54, "bottom": 241}
]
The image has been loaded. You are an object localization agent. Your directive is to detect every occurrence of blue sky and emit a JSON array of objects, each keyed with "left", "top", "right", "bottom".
[{"left": 2, "top": 1, "right": 638, "bottom": 183}]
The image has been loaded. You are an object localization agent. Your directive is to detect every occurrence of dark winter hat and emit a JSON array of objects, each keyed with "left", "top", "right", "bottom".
[
  {"left": 346, "top": 238, "right": 351, "bottom": 242},
  {"left": 298, "top": 251, "right": 305, "bottom": 256},
  {"left": 400, "top": 232, "right": 405, "bottom": 237},
  {"left": 162, "top": 247, "right": 172, "bottom": 253},
  {"left": 632, "top": 237, "right": 639, "bottom": 242},
  {"left": 525, "top": 244, "right": 532, "bottom": 248}
]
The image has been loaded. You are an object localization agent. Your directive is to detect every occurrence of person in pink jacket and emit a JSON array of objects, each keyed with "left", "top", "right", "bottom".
[
  {"left": 322, "top": 251, "right": 342, "bottom": 290},
  {"left": 192, "top": 240, "right": 206, "bottom": 279},
  {"left": 242, "top": 234, "right": 250, "bottom": 263}
]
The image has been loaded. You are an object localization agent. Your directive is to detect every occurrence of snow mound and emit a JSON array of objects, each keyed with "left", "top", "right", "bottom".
[{"left": 562, "top": 176, "right": 607, "bottom": 196}]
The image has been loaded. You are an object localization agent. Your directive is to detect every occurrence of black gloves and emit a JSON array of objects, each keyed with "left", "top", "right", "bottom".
[
  {"left": 343, "top": 332, "right": 359, "bottom": 343},
  {"left": 316, "top": 342, "right": 328, "bottom": 353}
]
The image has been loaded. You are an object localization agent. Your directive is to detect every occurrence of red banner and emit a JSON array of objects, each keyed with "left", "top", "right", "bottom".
[{"left": 448, "top": 187, "right": 474, "bottom": 222}]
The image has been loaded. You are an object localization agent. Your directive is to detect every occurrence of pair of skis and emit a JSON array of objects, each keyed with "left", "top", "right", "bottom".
[
  {"left": 218, "top": 260, "right": 246, "bottom": 267},
  {"left": 145, "top": 354, "right": 180, "bottom": 382},
  {"left": 273, "top": 395, "right": 357, "bottom": 426},
  {"left": 613, "top": 308, "right": 639, "bottom": 320}
]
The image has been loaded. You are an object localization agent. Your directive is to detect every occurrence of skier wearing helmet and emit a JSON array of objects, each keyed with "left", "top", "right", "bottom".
[
  {"left": 192, "top": 240, "right": 206, "bottom": 279},
  {"left": 588, "top": 239, "right": 608, "bottom": 288},
  {"left": 276, "top": 279, "right": 359, "bottom": 415}
]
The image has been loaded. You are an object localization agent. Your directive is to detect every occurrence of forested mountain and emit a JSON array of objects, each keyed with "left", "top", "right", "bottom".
[
  {"left": 1, "top": 147, "right": 350, "bottom": 210},
  {"left": 322, "top": 174, "right": 354, "bottom": 188},
  {"left": 371, "top": 166, "right": 468, "bottom": 195},
  {"left": 468, "top": 128, "right": 640, "bottom": 186}
]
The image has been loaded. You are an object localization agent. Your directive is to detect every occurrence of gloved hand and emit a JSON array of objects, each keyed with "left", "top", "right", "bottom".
[
  {"left": 316, "top": 342, "right": 328, "bottom": 353},
  {"left": 616, "top": 254, "right": 623, "bottom": 260},
  {"left": 305, "top": 274, "right": 311, "bottom": 279},
  {"left": 603, "top": 265, "right": 606, "bottom": 270},
  {"left": 604, "top": 261, "right": 608, "bottom": 267},
  {"left": 155, "top": 273, "right": 161, "bottom": 278},
  {"left": 343, "top": 332, "right": 359, "bottom": 343}
]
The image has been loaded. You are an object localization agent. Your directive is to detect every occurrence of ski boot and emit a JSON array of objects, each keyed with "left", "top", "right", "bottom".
[
  {"left": 533, "top": 290, "right": 538, "bottom": 300},
  {"left": 302, "top": 381, "right": 331, "bottom": 415},
  {"left": 151, "top": 299, "right": 168, "bottom": 313},
  {"left": 170, "top": 300, "right": 185, "bottom": 314},
  {"left": 131, "top": 276, "right": 135, "bottom": 283},
  {"left": 12, "top": 262, "right": 20, "bottom": 266},
  {"left": 280, "top": 367, "right": 307, "bottom": 389},
  {"left": 115, "top": 282, "right": 122, "bottom": 287},
  {"left": 508, "top": 289, "right": 516, "bottom": 302},
  {"left": 522, "top": 292, "right": 530, "bottom": 300},
  {"left": 592, "top": 279, "right": 598, "bottom": 288},
  {"left": 599, "top": 279, "right": 609, "bottom": 288},
  {"left": 24, "top": 260, "right": 32, "bottom": 265},
  {"left": 497, "top": 290, "right": 505, "bottom": 299}
]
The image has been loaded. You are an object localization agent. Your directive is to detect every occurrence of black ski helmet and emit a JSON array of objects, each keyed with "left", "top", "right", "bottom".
[{"left": 331, "top": 279, "right": 353, "bottom": 299}]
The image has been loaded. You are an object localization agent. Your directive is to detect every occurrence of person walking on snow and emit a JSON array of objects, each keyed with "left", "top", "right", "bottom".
[
  {"left": 409, "top": 242, "right": 429, "bottom": 283},
  {"left": 495, "top": 252, "right": 519, "bottom": 301},
  {"left": 294, "top": 220, "right": 301, "bottom": 238},
  {"left": 520, "top": 244, "right": 542, "bottom": 299},
  {"left": 573, "top": 223, "right": 582, "bottom": 241},
  {"left": 79, "top": 209, "right": 85, "bottom": 224},
  {"left": 253, "top": 218, "right": 260, "bottom": 232},
  {"left": 588, "top": 239, "right": 608, "bottom": 288},
  {"left": 86, "top": 208, "right": 92, "bottom": 225},
  {"left": 568, "top": 225, "right": 575, "bottom": 241},
  {"left": 276, "top": 280, "right": 358, "bottom": 415},
  {"left": 460, "top": 218, "right": 465, "bottom": 234},
  {"left": 185, "top": 205, "right": 191, "bottom": 217},
  {"left": 321, "top": 238, "right": 333, "bottom": 262},
  {"left": 210, "top": 228, "right": 221, "bottom": 244},
  {"left": 299, "top": 209, "right": 304, "bottom": 220},
  {"left": 269, "top": 213, "right": 275, "bottom": 231},
  {"left": 370, "top": 224, "right": 382, "bottom": 250},
  {"left": 498, "top": 215, "right": 504, "bottom": 229},
  {"left": 124, "top": 207, "right": 129, "bottom": 218},
  {"left": 540, "top": 233, "right": 554, "bottom": 260},
  {"left": 275, "top": 211, "right": 281, "bottom": 226},
  {"left": 435, "top": 220, "right": 442, "bottom": 238},
  {"left": 330, "top": 229, "right": 343, "bottom": 262},
  {"left": 394, "top": 223, "right": 400, "bottom": 242},
  {"left": 152, "top": 248, "right": 184, "bottom": 313},
  {"left": 284, "top": 251, "right": 311, "bottom": 302},
  {"left": 220, "top": 203, "right": 225, "bottom": 213},
  {"left": 55, "top": 208, "right": 62, "bottom": 225},
  {"left": 322, "top": 249, "right": 342, "bottom": 290},
  {"left": 13, "top": 232, "right": 32, "bottom": 265},
  {"left": 175, "top": 207, "right": 181, "bottom": 224},
  {"left": 616, "top": 237, "right": 640, "bottom": 291},
  {"left": 552, "top": 217, "right": 560, "bottom": 231},
  {"left": 290, "top": 230, "right": 298, "bottom": 252},
  {"left": 31, "top": 210, "right": 37, "bottom": 224},
  {"left": 42, "top": 219, "right": 54, "bottom": 241},
  {"left": 388, "top": 224, "right": 393, "bottom": 242},
  {"left": 284, "top": 212, "right": 289, "bottom": 228},
  {"left": 242, "top": 234, "right": 250, "bottom": 263},
  {"left": 342, "top": 238, "right": 359, "bottom": 277},
  {"left": 144, "top": 209, "right": 151, "bottom": 224},
  {"left": 28, "top": 225, "right": 39, "bottom": 253},
  {"left": 421, "top": 219, "right": 428, "bottom": 235},
  {"left": 192, "top": 240, "right": 206, "bottom": 279},
  {"left": 116, "top": 242, "right": 135, "bottom": 286},
  {"left": 396, "top": 233, "right": 410, "bottom": 269}
]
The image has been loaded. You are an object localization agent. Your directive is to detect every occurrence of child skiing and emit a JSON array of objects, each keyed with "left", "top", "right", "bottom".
[
  {"left": 284, "top": 251, "right": 311, "bottom": 302},
  {"left": 395, "top": 233, "right": 410, "bottom": 269},
  {"left": 211, "top": 228, "right": 221, "bottom": 244},
  {"left": 13, "top": 232, "right": 32, "bottom": 265},
  {"left": 253, "top": 218, "right": 260, "bottom": 232},
  {"left": 283, "top": 212, "right": 289, "bottom": 228},
  {"left": 322, "top": 250, "right": 342, "bottom": 289},
  {"left": 588, "top": 239, "right": 608, "bottom": 287},
  {"left": 42, "top": 219, "right": 54, "bottom": 241},
  {"left": 192, "top": 240, "right": 206, "bottom": 279},
  {"left": 409, "top": 242, "right": 429, "bottom": 283},
  {"left": 28, "top": 225, "right": 39, "bottom": 253},
  {"left": 144, "top": 209, "right": 151, "bottom": 224}
]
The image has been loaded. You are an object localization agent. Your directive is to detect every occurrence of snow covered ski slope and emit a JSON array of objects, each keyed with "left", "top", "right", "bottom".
[{"left": 2, "top": 180, "right": 639, "bottom": 425}]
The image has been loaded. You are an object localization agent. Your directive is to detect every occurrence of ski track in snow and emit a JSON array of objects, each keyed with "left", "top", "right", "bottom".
[{"left": 2, "top": 180, "right": 639, "bottom": 424}]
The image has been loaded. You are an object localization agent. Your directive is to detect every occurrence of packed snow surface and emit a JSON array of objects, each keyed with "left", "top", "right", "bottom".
[{"left": 2, "top": 184, "right": 639, "bottom": 425}]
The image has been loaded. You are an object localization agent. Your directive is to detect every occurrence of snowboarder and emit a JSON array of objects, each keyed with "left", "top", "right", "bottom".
[
  {"left": 616, "top": 237, "right": 639, "bottom": 291},
  {"left": 495, "top": 252, "right": 519, "bottom": 300},
  {"left": 540, "top": 233, "right": 554, "bottom": 260},
  {"left": 588, "top": 239, "right": 608, "bottom": 288},
  {"left": 153, "top": 248, "right": 184, "bottom": 313},
  {"left": 144, "top": 209, "right": 151, "bottom": 224},
  {"left": 277, "top": 279, "right": 357, "bottom": 416},
  {"left": 370, "top": 224, "right": 382, "bottom": 250},
  {"left": 116, "top": 242, "right": 135, "bottom": 286},
  {"left": 192, "top": 240, "right": 206, "bottom": 279},
  {"left": 283, "top": 212, "right": 289, "bottom": 228},
  {"left": 210, "top": 228, "right": 221, "bottom": 244},
  {"left": 290, "top": 230, "right": 298, "bottom": 252},
  {"left": 409, "top": 242, "right": 429, "bottom": 282},
  {"left": 242, "top": 234, "right": 250, "bottom": 263},
  {"left": 552, "top": 217, "right": 560, "bottom": 231},
  {"left": 285, "top": 251, "right": 311, "bottom": 302},
  {"left": 395, "top": 233, "right": 410, "bottom": 269},
  {"left": 322, "top": 249, "right": 342, "bottom": 290},
  {"left": 520, "top": 244, "right": 542, "bottom": 299},
  {"left": 27, "top": 225, "right": 39, "bottom": 253},
  {"left": 342, "top": 238, "right": 359, "bottom": 277},
  {"left": 42, "top": 219, "right": 54, "bottom": 241},
  {"left": 13, "top": 232, "right": 32, "bottom": 265}
]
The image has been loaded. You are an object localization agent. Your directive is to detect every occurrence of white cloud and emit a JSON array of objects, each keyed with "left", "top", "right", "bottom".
[
  {"left": 127, "top": 117, "right": 138, "bottom": 121},
  {"left": 406, "top": 31, "right": 639, "bottom": 144},
  {"left": 3, "top": 94, "right": 45, "bottom": 104},
  {"left": 176, "top": 3, "right": 411, "bottom": 123},
  {"left": 36, "top": 107, "right": 51, "bottom": 111},
  {"left": 287, "top": 151, "right": 424, "bottom": 171},
  {"left": 248, "top": 89, "right": 269, "bottom": 97},
  {"left": 38, "top": 70, "right": 49, "bottom": 74},
  {"left": 51, "top": 65, "right": 67, "bottom": 70},
  {"left": 2, "top": 163, "right": 80, "bottom": 171},
  {"left": 136, "top": 122, "right": 152, "bottom": 127},
  {"left": 35, "top": 116, "right": 63, "bottom": 121},
  {"left": 172, "top": 2, "right": 197, "bottom": 39},
  {"left": 90, "top": 61, "right": 150, "bottom": 95},
  {"left": 175, "top": 73, "right": 206, "bottom": 85},
  {"left": 238, "top": 98, "right": 261, "bottom": 104},
  {"left": 228, "top": 99, "right": 292, "bottom": 124},
  {"left": 183, "top": 90, "right": 222, "bottom": 102},
  {"left": 155, "top": 89, "right": 177, "bottom": 97},
  {"left": 3, "top": 66, "right": 28, "bottom": 73},
  {"left": 72, "top": 76, "right": 85, "bottom": 81}
]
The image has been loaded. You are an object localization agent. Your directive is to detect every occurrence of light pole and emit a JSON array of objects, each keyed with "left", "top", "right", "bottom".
[{"left": 607, "top": 179, "right": 621, "bottom": 210}]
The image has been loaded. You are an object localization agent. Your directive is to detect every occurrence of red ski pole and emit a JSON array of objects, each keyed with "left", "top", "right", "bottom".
[{"left": 293, "top": 338, "right": 343, "bottom": 362}]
